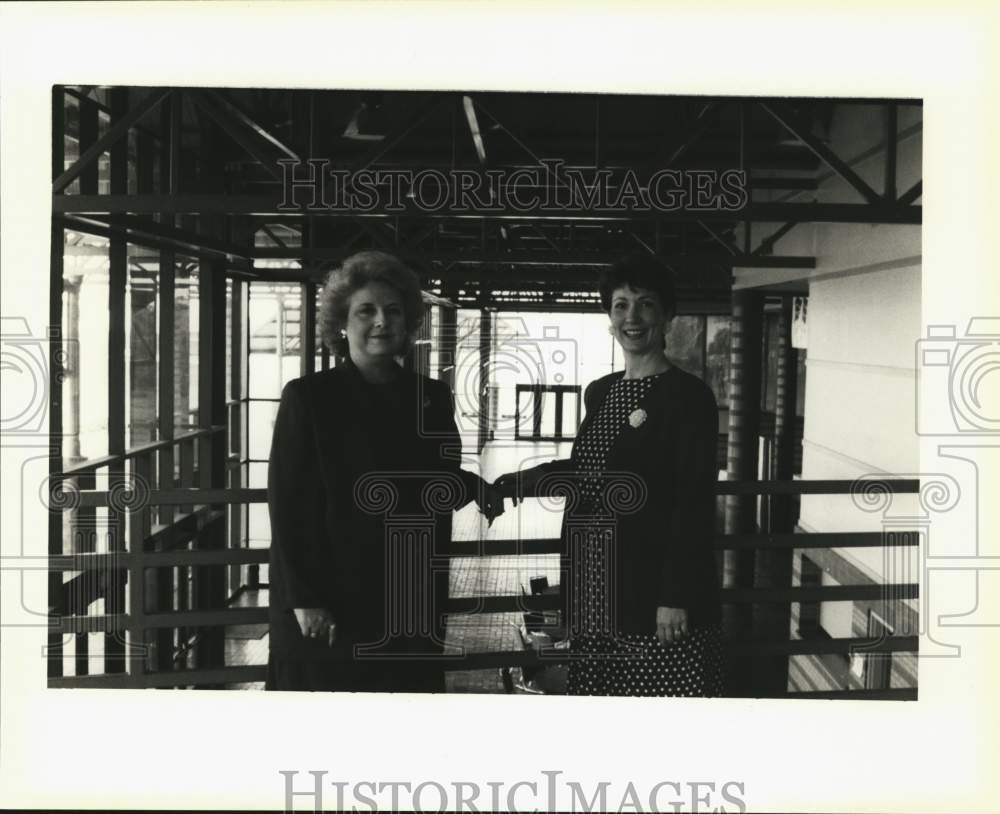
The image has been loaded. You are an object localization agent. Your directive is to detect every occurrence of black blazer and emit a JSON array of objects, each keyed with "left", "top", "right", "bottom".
[
  {"left": 525, "top": 366, "right": 721, "bottom": 634},
  {"left": 266, "top": 362, "right": 473, "bottom": 662}
]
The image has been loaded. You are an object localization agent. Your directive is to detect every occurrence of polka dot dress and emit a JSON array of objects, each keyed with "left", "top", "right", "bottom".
[{"left": 565, "top": 372, "right": 724, "bottom": 697}]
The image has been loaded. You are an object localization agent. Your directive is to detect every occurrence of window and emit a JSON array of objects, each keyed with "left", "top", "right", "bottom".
[
  {"left": 61, "top": 231, "right": 109, "bottom": 464},
  {"left": 125, "top": 243, "right": 159, "bottom": 447},
  {"left": 862, "top": 611, "right": 894, "bottom": 690},
  {"left": 174, "top": 258, "right": 200, "bottom": 435},
  {"left": 705, "top": 315, "right": 731, "bottom": 408},
  {"left": 664, "top": 315, "right": 705, "bottom": 377}
]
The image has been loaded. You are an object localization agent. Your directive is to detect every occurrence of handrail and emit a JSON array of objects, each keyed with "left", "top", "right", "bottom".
[
  {"left": 448, "top": 531, "right": 918, "bottom": 557},
  {"left": 60, "top": 426, "right": 225, "bottom": 476},
  {"left": 716, "top": 531, "right": 917, "bottom": 550},
  {"left": 48, "top": 665, "right": 267, "bottom": 690},
  {"left": 41, "top": 547, "right": 269, "bottom": 572},
  {"left": 49, "top": 477, "right": 921, "bottom": 693},
  {"left": 44, "top": 642, "right": 919, "bottom": 694},
  {"left": 61, "top": 478, "right": 919, "bottom": 508},
  {"left": 52, "top": 606, "right": 269, "bottom": 634},
  {"left": 50, "top": 583, "right": 917, "bottom": 633},
  {"left": 715, "top": 479, "right": 919, "bottom": 495},
  {"left": 38, "top": 531, "right": 918, "bottom": 572}
]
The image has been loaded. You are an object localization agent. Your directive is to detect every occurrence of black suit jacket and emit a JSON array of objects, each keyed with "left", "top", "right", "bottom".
[
  {"left": 266, "top": 362, "right": 473, "bottom": 662},
  {"left": 525, "top": 366, "right": 721, "bottom": 634}
]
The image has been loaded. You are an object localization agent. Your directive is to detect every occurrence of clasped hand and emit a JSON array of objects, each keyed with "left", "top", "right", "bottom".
[
  {"left": 474, "top": 470, "right": 542, "bottom": 526},
  {"left": 293, "top": 607, "right": 336, "bottom": 647},
  {"left": 655, "top": 606, "right": 689, "bottom": 646}
]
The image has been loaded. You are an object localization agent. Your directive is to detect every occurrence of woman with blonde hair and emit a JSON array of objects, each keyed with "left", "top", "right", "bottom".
[{"left": 266, "top": 250, "right": 496, "bottom": 692}]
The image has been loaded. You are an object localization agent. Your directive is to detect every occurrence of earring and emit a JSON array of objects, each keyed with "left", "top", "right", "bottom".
[
  {"left": 607, "top": 324, "right": 615, "bottom": 335},
  {"left": 339, "top": 329, "right": 347, "bottom": 338}
]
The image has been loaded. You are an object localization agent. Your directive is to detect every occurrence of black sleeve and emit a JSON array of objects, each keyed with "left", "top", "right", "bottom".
[
  {"left": 428, "top": 378, "right": 483, "bottom": 507},
  {"left": 657, "top": 380, "right": 720, "bottom": 609},
  {"left": 267, "top": 379, "right": 328, "bottom": 609}
]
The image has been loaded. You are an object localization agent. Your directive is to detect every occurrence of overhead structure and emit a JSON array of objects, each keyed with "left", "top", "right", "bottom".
[{"left": 54, "top": 88, "right": 921, "bottom": 311}]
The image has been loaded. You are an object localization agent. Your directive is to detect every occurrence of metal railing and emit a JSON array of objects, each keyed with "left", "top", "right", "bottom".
[{"left": 47, "top": 478, "right": 920, "bottom": 697}]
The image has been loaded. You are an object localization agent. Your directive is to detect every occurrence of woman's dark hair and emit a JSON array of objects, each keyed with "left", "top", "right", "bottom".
[
  {"left": 318, "top": 250, "right": 425, "bottom": 356},
  {"left": 598, "top": 254, "right": 677, "bottom": 319}
]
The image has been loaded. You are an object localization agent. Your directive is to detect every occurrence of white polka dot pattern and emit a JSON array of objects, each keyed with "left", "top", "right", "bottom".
[
  {"left": 567, "top": 372, "right": 724, "bottom": 697},
  {"left": 573, "top": 375, "right": 659, "bottom": 514},
  {"left": 567, "top": 627, "right": 725, "bottom": 697}
]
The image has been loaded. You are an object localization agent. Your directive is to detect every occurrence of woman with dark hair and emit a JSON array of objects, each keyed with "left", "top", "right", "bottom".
[
  {"left": 495, "top": 254, "right": 723, "bottom": 696},
  {"left": 266, "top": 250, "right": 496, "bottom": 692}
]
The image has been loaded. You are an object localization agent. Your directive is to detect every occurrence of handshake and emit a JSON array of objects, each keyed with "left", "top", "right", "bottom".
[{"left": 472, "top": 468, "right": 544, "bottom": 527}]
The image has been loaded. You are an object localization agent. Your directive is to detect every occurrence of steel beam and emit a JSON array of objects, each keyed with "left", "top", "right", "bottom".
[
  {"left": 59, "top": 214, "right": 251, "bottom": 263},
  {"left": 260, "top": 224, "right": 287, "bottom": 248},
  {"left": 208, "top": 89, "right": 301, "bottom": 161},
  {"left": 253, "top": 247, "right": 815, "bottom": 269},
  {"left": 347, "top": 93, "right": 448, "bottom": 174},
  {"left": 885, "top": 102, "right": 898, "bottom": 202},
  {"left": 48, "top": 120, "right": 66, "bottom": 678},
  {"left": 759, "top": 101, "right": 882, "bottom": 205},
  {"left": 697, "top": 220, "right": 738, "bottom": 255},
  {"left": 53, "top": 194, "right": 921, "bottom": 224},
  {"left": 54, "top": 88, "right": 171, "bottom": 194},
  {"left": 188, "top": 89, "right": 287, "bottom": 183},
  {"left": 661, "top": 101, "right": 723, "bottom": 166},
  {"left": 898, "top": 180, "right": 922, "bottom": 206},
  {"left": 752, "top": 221, "right": 799, "bottom": 256}
]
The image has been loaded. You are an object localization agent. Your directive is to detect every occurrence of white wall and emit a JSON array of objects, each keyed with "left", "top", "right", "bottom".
[
  {"left": 799, "top": 263, "right": 921, "bottom": 582},
  {"left": 744, "top": 103, "right": 923, "bottom": 584}
]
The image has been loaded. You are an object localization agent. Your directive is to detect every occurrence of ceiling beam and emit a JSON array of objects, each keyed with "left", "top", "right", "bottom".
[
  {"left": 252, "top": 247, "right": 814, "bottom": 268},
  {"left": 347, "top": 93, "right": 449, "bottom": 174},
  {"left": 188, "top": 89, "right": 287, "bottom": 183},
  {"left": 210, "top": 89, "right": 301, "bottom": 161},
  {"left": 759, "top": 101, "right": 883, "bottom": 205},
  {"left": 54, "top": 88, "right": 171, "bottom": 193},
  {"left": 59, "top": 214, "right": 252, "bottom": 264},
  {"left": 662, "top": 100, "right": 725, "bottom": 166},
  {"left": 898, "top": 180, "right": 922, "bottom": 206},
  {"left": 752, "top": 221, "right": 800, "bottom": 256},
  {"left": 54, "top": 194, "right": 922, "bottom": 225}
]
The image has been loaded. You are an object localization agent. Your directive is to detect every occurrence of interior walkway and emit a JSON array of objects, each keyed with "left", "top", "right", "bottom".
[{"left": 224, "top": 438, "right": 572, "bottom": 691}]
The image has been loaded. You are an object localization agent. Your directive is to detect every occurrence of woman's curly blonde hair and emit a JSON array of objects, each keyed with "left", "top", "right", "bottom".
[{"left": 317, "top": 250, "right": 425, "bottom": 357}]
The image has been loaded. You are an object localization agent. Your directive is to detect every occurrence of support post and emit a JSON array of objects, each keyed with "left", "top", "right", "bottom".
[
  {"left": 437, "top": 303, "right": 458, "bottom": 391},
  {"left": 751, "top": 296, "right": 797, "bottom": 693},
  {"left": 107, "top": 88, "right": 130, "bottom": 676},
  {"left": 48, "top": 87, "right": 67, "bottom": 679},
  {"left": 194, "top": 257, "right": 229, "bottom": 674},
  {"left": 477, "top": 310, "right": 492, "bottom": 454},
  {"left": 722, "top": 288, "right": 763, "bottom": 695}
]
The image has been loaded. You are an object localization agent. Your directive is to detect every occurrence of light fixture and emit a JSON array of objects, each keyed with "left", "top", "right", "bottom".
[{"left": 343, "top": 97, "right": 386, "bottom": 142}]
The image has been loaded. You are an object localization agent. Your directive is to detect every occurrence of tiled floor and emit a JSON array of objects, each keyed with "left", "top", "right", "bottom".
[{"left": 224, "top": 439, "right": 572, "bottom": 692}]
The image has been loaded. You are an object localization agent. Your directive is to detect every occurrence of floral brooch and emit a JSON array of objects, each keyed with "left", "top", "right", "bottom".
[{"left": 628, "top": 408, "right": 648, "bottom": 428}]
